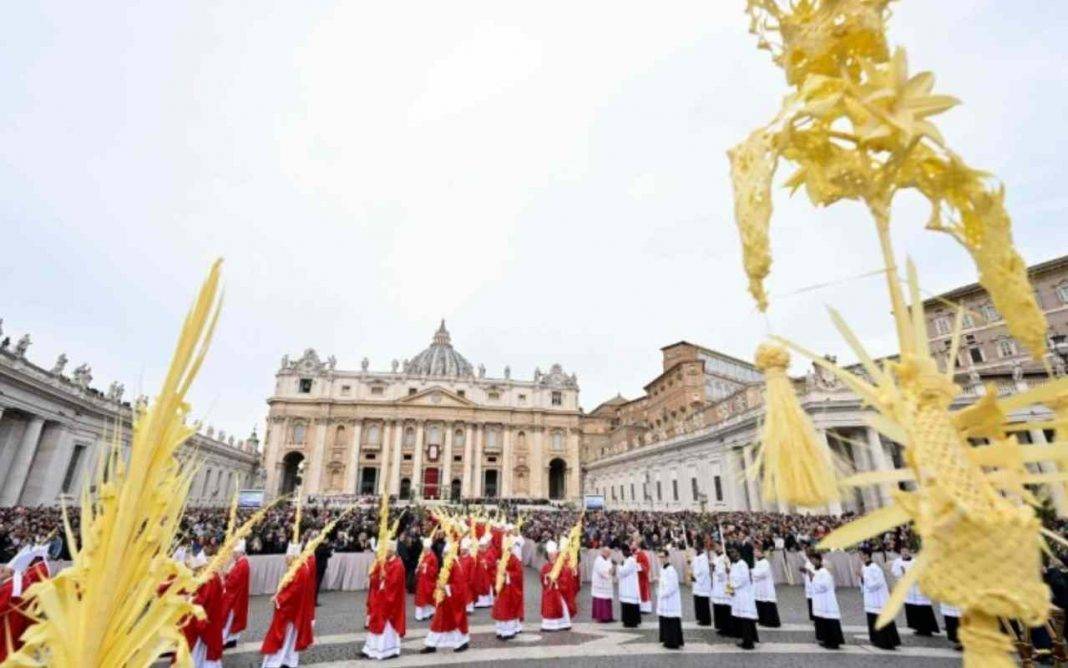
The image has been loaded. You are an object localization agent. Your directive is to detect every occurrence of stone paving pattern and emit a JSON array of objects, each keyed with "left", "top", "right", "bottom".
[{"left": 220, "top": 567, "right": 962, "bottom": 666}]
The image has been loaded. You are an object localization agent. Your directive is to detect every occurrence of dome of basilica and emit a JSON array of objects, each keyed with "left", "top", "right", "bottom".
[{"left": 406, "top": 320, "right": 475, "bottom": 377}]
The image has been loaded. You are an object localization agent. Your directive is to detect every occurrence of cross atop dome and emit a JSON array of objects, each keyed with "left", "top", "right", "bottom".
[
  {"left": 433, "top": 319, "right": 451, "bottom": 346},
  {"left": 408, "top": 320, "right": 473, "bottom": 377}
]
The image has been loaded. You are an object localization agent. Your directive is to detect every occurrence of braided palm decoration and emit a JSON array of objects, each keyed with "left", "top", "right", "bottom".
[{"left": 728, "top": 2, "right": 1068, "bottom": 664}]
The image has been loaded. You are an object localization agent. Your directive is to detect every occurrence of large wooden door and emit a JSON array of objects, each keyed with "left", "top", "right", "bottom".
[{"left": 423, "top": 467, "right": 440, "bottom": 500}]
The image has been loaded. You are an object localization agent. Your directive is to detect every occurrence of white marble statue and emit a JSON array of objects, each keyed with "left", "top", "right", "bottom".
[
  {"left": 51, "top": 353, "right": 68, "bottom": 375},
  {"left": 14, "top": 334, "right": 31, "bottom": 358}
]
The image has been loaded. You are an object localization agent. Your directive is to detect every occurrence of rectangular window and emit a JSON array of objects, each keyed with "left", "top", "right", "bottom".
[
  {"left": 62, "top": 444, "right": 87, "bottom": 493},
  {"left": 631, "top": 483, "right": 635, "bottom": 500},
  {"left": 457, "top": 390, "right": 465, "bottom": 398},
  {"left": 551, "top": 391, "right": 562, "bottom": 406},
  {"left": 933, "top": 317, "right": 950, "bottom": 336},
  {"left": 403, "top": 453, "right": 412, "bottom": 461},
  {"left": 691, "top": 477, "right": 699, "bottom": 499},
  {"left": 656, "top": 481, "right": 662, "bottom": 501},
  {"left": 340, "top": 384, "right": 351, "bottom": 395},
  {"left": 518, "top": 393, "right": 526, "bottom": 403},
  {"left": 408, "top": 387, "right": 417, "bottom": 396},
  {"left": 998, "top": 339, "right": 1017, "bottom": 358},
  {"left": 488, "top": 391, "right": 500, "bottom": 401},
  {"left": 453, "top": 455, "right": 462, "bottom": 462},
  {"left": 371, "top": 386, "right": 384, "bottom": 395},
  {"left": 672, "top": 479, "right": 679, "bottom": 501},
  {"left": 969, "top": 347, "right": 985, "bottom": 364},
  {"left": 298, "top": 378, "right": 313, "bottom": 393},
  {"left": 713, "top": 475, "right": 723, "bottom": 501},
  {"left": 1058, "top": 284, "right": 1068, "bottom": 304},
  {"left": 981, "top": 304, "right": 1000, "bottom": 322},
  {"left": 962, "top": 312, "right": 975, "bottom": 329}
]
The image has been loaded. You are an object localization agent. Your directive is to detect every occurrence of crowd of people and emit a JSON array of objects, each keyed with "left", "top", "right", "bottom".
[
  {"left": 4, "top": 501, "right": 1068, "bottom": 665},
  {"left": 0, "top": 503, "right": 933, "bottom": 564}
]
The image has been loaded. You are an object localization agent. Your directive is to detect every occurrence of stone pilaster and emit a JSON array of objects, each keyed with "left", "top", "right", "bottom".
[
  {"left": 462, "top": 423, "right": 475, "bottom": 497},
  {"left": 345, "top": 419, "right": 363, "bottom": 493}
]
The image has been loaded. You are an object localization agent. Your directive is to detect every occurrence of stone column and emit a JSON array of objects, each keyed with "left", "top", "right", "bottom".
[
  {"left": 819, "top": 429, "right": 843, "bottom": 515},
  {"left": 442, "top": 423, "right": 454, "bottom": 499},
  {"left": 461, "top": 424, "right": 474, "bottom": 497},
  {"left": 1031, "top": 428, "right": 1068, "bottom": 516},
  {"left": 742, "top": 445, "right": 763, "bottom": 511},
  {"left": 305, "top": 419, "right": 328, "bottom": 494},
  {"left": 566, "top": 429, "right": 581, "bottom": 500},
  {"left": 864, "top": 426, "right": 894, "bottom": 507},
  {"left": 0, "top": 409, "right": 19, "bottom": 486},
  {"left": 389, "top": 422, "right": 403, "bottom": 496},
  {"left": 2, "top": 416, "right": 45, "bottom": 506},
  {"left": 21, "top": 422, "right": 75, "bottom": 505},
  {"left": 412, "top": 421, "right": 425, "bottom": 498},
  {"left": 472, "top": 424, "right": 483, "bottom": 497},
  {"left": 377, "top": 422, "right": 393, "bottom": 496},
  {"left": 263, "top": 417, "right": 287, "bottom": 499},
  {"left": 501, "top": 426, "right": 513, "bottom": 498},
  {"left": 531, "top": 428, "right": 545, "bottom": 498},
  {"left": 345, "top": 420, "right": 363, "bottom": 493}
]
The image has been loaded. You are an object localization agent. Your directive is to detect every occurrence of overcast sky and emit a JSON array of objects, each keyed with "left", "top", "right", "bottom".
[{"left": 3, "top": 1, "right": 1067, "bottom": 440}]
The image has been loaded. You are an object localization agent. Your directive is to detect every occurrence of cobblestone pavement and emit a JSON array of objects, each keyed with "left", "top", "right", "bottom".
[{"left": 220, "top": 568, "right": 962, "bottom": 666}]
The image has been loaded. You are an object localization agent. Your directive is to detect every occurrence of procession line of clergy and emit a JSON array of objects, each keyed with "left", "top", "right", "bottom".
[{"left": 0, "top": 539, "right": 252, "bottom": 668}]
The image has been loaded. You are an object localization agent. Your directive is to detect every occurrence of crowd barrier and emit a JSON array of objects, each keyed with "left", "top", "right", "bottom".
[
  {"left": 45, "top": 544, "right": 892, "bottom": 594},
  {"left": 528, "top": 546, "right": 897, "bottom": 589}
]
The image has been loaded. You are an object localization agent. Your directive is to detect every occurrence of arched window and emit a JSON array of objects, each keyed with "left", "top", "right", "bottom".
[
  {"left": 364, "top": 423, "right": 381, "bottom": 445},
  {"left": 516, "top": 431, "right": 526, "bottom": 449},
  {"left": 486, "top": 428, "right": 499, "bottom": 449},
  {"left": 454, "top": 428, "right": 465, "bottom": 447},
  {"left": 292, "top": 423, "right": 306, "bottom": 445},
  {"left": 428, "top": 424, "right": 441, "bottom": 445},
  {"left": 404, "top": 426, "right": 416, "bottom": 447},
  {"left": 334, "top": 424, "right": 347, "bottom": 447}
]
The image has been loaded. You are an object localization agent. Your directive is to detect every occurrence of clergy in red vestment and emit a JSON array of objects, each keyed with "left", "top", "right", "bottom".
[
  {"left": 261, "top": 543, "right": 316, "bottom": 668},
  {"left": 0, "top": 546, "right": 38, "bottom": 661},
  {"left": 474, "top": 534, "right": 494, "bottom": 608},
  {"left": 365, "top": 558, "right": 380, "bottom": 630},
  {"left": 459, "top": 537, "right": 476, "bottom": 614},
  {"left": 560, "top": 536, "right": 579, "bottom": 618},
  {"left": 540, "top": 541, "right": 572, "bottom": 631},
  {"left": 182, "top": 551, "right": 227, "bottom": 668},
  {"left": 223, "top": 540, "right": 251, "bottom": 647},
  {"left": 413, "top": 538, "right": 438, "bottom": 621},
  {"left": 0, "top": 563, "right": 25, "bottom": 663},
  {"left": 634, "top": 541, "right": 653, "bottom": 614},
  {"left": 422, "top": 543, "right": 470, "bottom": 653},
  {"left": 362, "top": 540, "right": 407, "bottom": 660},
  {"left": 12, "top": 544, "right": 52, "bottom": 647},
  {"left": 492, "top": 537, "right": 524, "bottom": 640}
]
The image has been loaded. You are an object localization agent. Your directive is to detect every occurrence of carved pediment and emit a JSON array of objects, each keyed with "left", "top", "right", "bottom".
[{"left": 397, "top": 387, "right": 476, "bottom": 408}]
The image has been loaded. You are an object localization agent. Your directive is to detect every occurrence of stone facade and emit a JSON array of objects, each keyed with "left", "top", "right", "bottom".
[
  {"left": 583, "top": 253, "right": 1068, "bottom": 515},
  {"left": 580, "top": 342, "right": 763, "bottom": 461},
  {"left": 263, "top": 321, "right": 583, "bottom": 502},
  {"left": 0, "top": 328, "right": 262, "bottom": 507},
  {"left": 583, "top": 356, "right": 1062, "bottom": 515},
  {"left": 924, "top": 254, "right": 1068, "bottom": 377}
]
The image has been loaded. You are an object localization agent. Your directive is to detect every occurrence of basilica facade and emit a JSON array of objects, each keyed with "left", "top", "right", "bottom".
[{"left": 262, "top": 322, "right": 583, "bottom": 502}]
